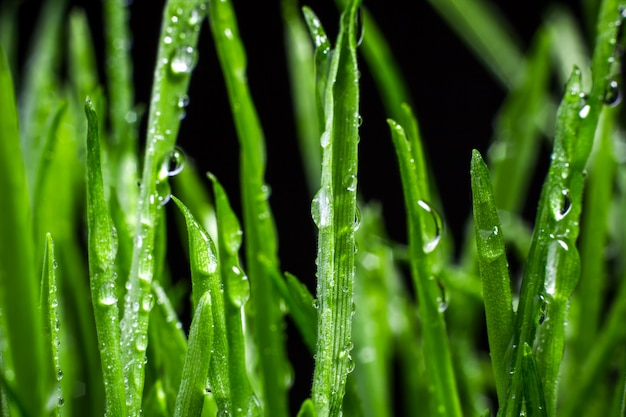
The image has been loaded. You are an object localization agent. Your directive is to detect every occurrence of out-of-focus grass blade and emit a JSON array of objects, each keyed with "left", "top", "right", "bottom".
[
  {"left": 68, "top": 9, "right": 99, "bottom": 102},
  {"left": 172, "top": 196, "right": 233, "bottom": 414},
  {"left": 388, "top": 119, "right": 462, "bottom": 417},
  {"left": 85, "top": 98, "right": 126, "bottom": 417},
  {"left": 425, "top": 0, "right": 524, "bottom": 88},
  {"left": 173, "top": 165, "right": 217, "bottom": 240},
  {"left": 309, "top": 1, "right": 361, "bottom": 415},
  {"left": 284, "top": 272, "right": 317, "bottom": 352},
  {"left": 470, "top": 149, "right": 514, "bottom": 404},
  {"left": 0, "top": 45, "right": 45, "bottom": 417},
  {"left": 40, "top": 233, "right": 63, "bottom": 416},
  {"left": 121, "top": 2, "right": 208, "bottom": 413},
  {"left": 283, "top": 0, "right": 321, "bottom": 194},
  {"left": 297, "top": 399, "right": 318, "bottom": 417},
  {"left": 546, "top": 6, "right": 590, "bottom": 86},
  {"left": 19, "top": 0, "right": 66, "bottom": 195},
  {"left": 488, "top": 28, "right": 551, "bottom": 214},
  {"left": 173, "top": 291, "right": 213, "bottom": 417},
  {"left": 209, "top": 174, "right": 260, "bottom": 416},
  {"left": 208, "top": 1, "right": 290, "bottom": 415},
  {"left": 148, "top": 281, "right": 188, "bottom": 415},
  {"left": 0, "top": 0, "right": 18, "bottom": 76}
]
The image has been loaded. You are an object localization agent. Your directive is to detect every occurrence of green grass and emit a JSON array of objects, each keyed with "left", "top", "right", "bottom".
[{"left": 1, "top": 0, "right": 626, "bottom": 416}]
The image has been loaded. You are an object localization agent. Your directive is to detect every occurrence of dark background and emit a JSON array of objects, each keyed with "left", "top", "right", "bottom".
[{"left": 14, "top": 0, "right": 586, "bottom": 412}]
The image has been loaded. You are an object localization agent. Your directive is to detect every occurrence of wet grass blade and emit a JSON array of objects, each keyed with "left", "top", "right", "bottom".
[
  {"left": 470, "top": 150, "right": 514, "bottom": 404},
  {"left": 40, "top": 233, "right": 63, "bottom": 416},
  {"left": 208, "top": 2, "right": 289, "bottom": 414},
  {"left": 173, "top": 292, "right": 214, "bottom": 417},
  {"left": 121, "top": 1, "right": 207, "bottom": 413},
  {"left": 388, "top": 119, "right": 462, "bottom": 417},
  {"left": 310, "top": 1, "right": 361, "bottom": 415},
  {"left": 172, "top": 196, "right": 233, "bottom": 413},
  {"left": 209, "top": 174, "right": 260, "bottom": 416},
  {"left": 85, "top": 98, "right": 126, "bottom": 417}
]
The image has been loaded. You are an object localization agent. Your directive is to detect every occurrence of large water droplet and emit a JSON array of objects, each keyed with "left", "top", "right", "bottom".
[
  {"left": 227, "top": 265, "right": 250, "bottom": 308},
  {"left": 311, "top": 187, "right": 331, "bottom": 228},
  {"left": 417, "top": 200, "right": 442, "bottom": 253},
  {"left": 604, "top": 79, "right": 622, "bottom": 107},
  {"left": 99, "top": 282, "right": 118, "bottom": 306},
  {"left": 169, "top": 45, "right": 197, "bottom": 75},
  {"left": 579, "top": 104, "right": 591, "bottom": 119},
  {"left": 165, "top": 147, "right": 185, "bottom": 177}
]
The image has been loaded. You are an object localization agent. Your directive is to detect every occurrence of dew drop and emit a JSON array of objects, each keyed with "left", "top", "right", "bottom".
[
  {"left": 346, "top": 355, "right": 355, "bottom": 373},
  {"left": 579, "top": 104, "right": 591, "bottom": 119},
  {"left": 355, "top": 7, "right": 364, "bottom": 47},
  {"left": 354, "top": 206, "right": 361, "bottom": 231},
  {"left": 343, "top": 173, "right": 357, "bottom": 192},
  {"left": 165, "top": 147, "right": 186, "bottom": 177},
  {"left": 169, "top": 45, "right": 197, "bottom": 75},
  {"left": 176, "top": 94, "right": 190, "bottom": 120},
  {"left": 604, "top": 79, "right": 622, "bottom": 107},
  {"left": 417, "top": 200, "right": 443, "bottom": 253},
  {"left": 313, "top": 298, "right": 320, "bottom": 309},
  {"left": 436, "top": 281, "right": 448, "bottom": 313},
  {"left": 99, "top": 282, "right": 118, "bottom": 306},
  {"left": 57, "top": 369, "right": 64, "bottom": 381},
  {"left": 311, "top": 187, "right": 331, "bottom": 228},
  {"left": 58, "top": 397, "right": 65, "bottom": 407},
  {"left": 141, "top": 293, "right": 154, "bottom": 312},
  {"left": 554, "top": 189, "right": 572, "bottom": 221},
  {"left": 164, "top": 36, "right": 172, "bottom": 45},
  {"left": 320, "top": 131, "right": 330, "bottom": 148},
  {"left": 188, "top": 8, "right": 202, "bottom": 25},
  {"left": 136, "top": 334, "right": 148, "bottom": 352}
]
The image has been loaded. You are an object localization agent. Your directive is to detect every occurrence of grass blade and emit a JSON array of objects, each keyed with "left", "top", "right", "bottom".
[
  {"left": 388, "top": 119, "right": 462, "bottom": 417},
  {"left": 209, "top": 174, "right": 260, "bottom": 416},
  {"left": 85, "top": 97, "right": 126, "bottom": 417},
  {"left": 470, "top": 149, "right": 514, "bottom": 404},
  {"left": 173, "top": 292, "right": 214, "bottom": 417},
  {"left": 310, "top": 1, "right": 361, "bottom": 415},
  {"left": 0, "top": 45, "right": 46, "bottom": 416},
  {"left": 208, "top": 2, "right": 290, "bottom": 414},
  {"left": 121, "top": 1, "right": 208, "bottom": 413}
]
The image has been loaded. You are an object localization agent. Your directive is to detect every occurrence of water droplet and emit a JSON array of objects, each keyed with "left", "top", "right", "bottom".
[
  {"left": 58, "top": 397, "right": 65, "bottom": 407},
  {"left": 99, "top": 282, "right": 118, "bottom": 306},
  {"left": 554, "top": 189, "right": 572, "bottom": 221},
  {"left": 313, "top": 298, "right": 320, "bottom": 309},
  {"left": 57, "top": 369, "right": 64, "bottom": 381},
  {"left": 320, "top": 131, "right": 330, "bottom": 148},
  {"left": 136, "top": 334, "right": 148, "bottom": 352},
  {"left": 176, "top": 94, "right": 190, "bottom": 120},
  {"left": 141, "top": 293, "right": 153, "bottom": 312},
  {"left": 125, "top": 110, "right": 137, "bottom": 124},
  {"left": 311, "top": 187, "right": 331, "bottom": 227},
  {"left": 579, "top": 104, "right": 591, "bottom": 119},
  {"left": 188, "top": 8, "right": 203, "bottom": 25},
  {"left": 227, "top": 265, "right": 250, "bottom": 307},
  {"left": 354, "top": 206, "right": 361, "bottom": 231},
  {"left": 169, "top": 45, "right": 197, "bottom": 75},
  {"left": 164, "top": 36, "right": 172, "bottom": 45},
  {"left": 355, "top": 7, "right": 364, "bottom": 47},
  {"left": 437, "top": 281, "right": 448, "bottom": 313},
  {"left": 343, "top": 174, "right": 357, "bottom": 192},
  {"left": 346, "top": 355, "right": 355, "bottom": 373},
  {"left": 417, "top": 200, "right": 443, "bottom": 253},
  {"left": 164, "top": 147, "right": 185, "bottom": 177},
  {"left": 604, "top": 79, "right": 622, "bottom": 107}
]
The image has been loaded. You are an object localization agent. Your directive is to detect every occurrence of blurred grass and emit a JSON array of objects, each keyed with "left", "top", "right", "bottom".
[{"left": 1, "top": 0, "right": 626, "bottom": 416}]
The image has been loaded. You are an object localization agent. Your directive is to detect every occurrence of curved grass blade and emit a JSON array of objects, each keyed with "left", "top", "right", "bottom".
[
  {"left": 172, "top": 195, "right": 233, "bottom": 414},
  {"left": 522, "top": 344, "right": 548, "bottom": 417},
  {"left": 310, "top": 1, "right": 362, "bottom": 415},
  {"left": 40, "top": 233, "right": 63, "bottom": 416},
  {"left": 85, "top": 98, "right": 126, "bottom": 417},
  {"left": 173, "top": 292, "right": 213, "bottom": 417},
  {"left": 0, "top": 45, "right": 45, "bottom": 417},
  {"left": 297, "top": 399, "right": 318, "bottom": 417},
  {"left": 388, "top": 119, "right": 462, "bottom": 417},
  {"left": 207, "top": 2, "right": 290, "bottom": 414},
  {"left": 209, "top": 174, "right": 261, "bottom": 416},
  {"left": 121, "top": 1, "right": 208, "bottom": 413},
  {"left": 470, "top": 150, "right": 514, "bottom": 405}
]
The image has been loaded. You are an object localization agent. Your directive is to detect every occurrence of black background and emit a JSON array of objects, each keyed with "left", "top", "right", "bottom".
[{"left": 13, "top": 0, "right": 586, "bottom": 412}]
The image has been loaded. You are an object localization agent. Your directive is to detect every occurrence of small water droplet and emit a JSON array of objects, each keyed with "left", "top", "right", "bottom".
[
  {"left": 176, "top": 94, "right": 190, "bottom": 120},
  {"left": 417, "top": 200, "right": 443, "bottom": 253},
  {"left": 136, "top": 334, "right": 148, "bottom": 352},
  {"left": 58, "top": 397, "right": 65, "bottom": 407},
  {"left": 346, "top": 355, "right": 355, "bottom": 373},
  {"left": 169, "top": 45, "right": 198, "bottom": 75},
  {"left": 188, "top": 8, "right": 203, "bottom": 25},
  {"left": 57, "top": 369, "right": 64, "bottom": 381},
  {"left": 320, "top": 131, "right": 330, "bottom": 148},
  {"left": 579, "top": 104, "right": 591, "bottom": 119},
  {"left": 354, "top": 206, "right": 361, "bottom": 231},
  {"left": 436, "top": 281, "right": 448, "bottom": 313},
  {"left": 125, "top": 110, "right": 137, "bottom": 124},
  {"left": 141, "top": 293, "right": 153, "bottom": 312},
  {"left": 604, "top": 79, "right": 622, "bottom": 107},
  {"left": 343, "top": 174, "right": 357, "bottom": 192},
  {"left": 554, "top": 189, "right": 572, "bottom": 221},
  {"left": 165, "top": 147, "right": 185, "bottom": 177},
  {"left": 313, "top": 298, "right": 320, "bottom": 309},
  {"left": 164, "top": 36, "right": 172, "bottom": 45}
]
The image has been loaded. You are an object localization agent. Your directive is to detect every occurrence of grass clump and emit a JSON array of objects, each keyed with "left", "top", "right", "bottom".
[{"left": 1, "top": 0, "right": 626, "bottom": 416}]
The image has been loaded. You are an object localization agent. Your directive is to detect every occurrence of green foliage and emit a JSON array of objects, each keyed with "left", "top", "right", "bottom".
[{"left": 1, "top": 0, "right": 626, "bottom": 416}]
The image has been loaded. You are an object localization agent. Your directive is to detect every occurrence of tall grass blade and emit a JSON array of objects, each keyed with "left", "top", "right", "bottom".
[
  {"left": 470, "top": 149, "right": 514, "bottom": 404},
  {"left": 121, "top": 1, "right": 208, "bottom": 412},
  {"left": 173, "top": 292, "right": 214, "bottom": 417},
  {"left": 207, "top": 1, "right": 290, "bottom": 414},
  {"left": 310, "top": 1, "right": 361, "bottom": 415},
  {"left": 388, "top": 119, "right": 462, "bottom": 417},
  {"left": 0, "top": 45, "right": 45, "bottom": 416},
  {"left": 85, "top": 98, "right": 126, "bottom": 417}
]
